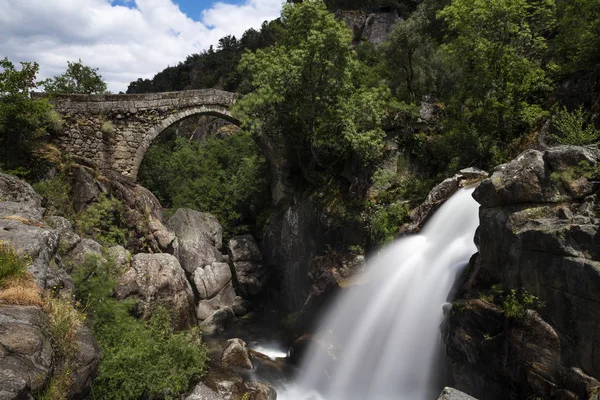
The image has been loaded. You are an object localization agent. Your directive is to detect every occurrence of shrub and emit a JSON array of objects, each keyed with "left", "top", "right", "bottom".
[
  {"left": 73, "top": 254, "right": 208, "bottom": 400},
  {"left": 369, "top": 202, "right": 410, "bottom": 244},
  {"left": 76, "top": 194, "right": 127, "bottom": 246},
  {"left": 502, "top": 289, "right": 542, "bottom": 318},
  {"left": 0, "top": 242, "right": 28, "bottom": 287},
  {"left": 101, "top": 120, "right": 115, "bottom": 136},
  {"left": 552, "top": 106, "right": 600, "bottom": 145},
  {"left": 33, "top": 174, "right": 74, "bottom": 219}
]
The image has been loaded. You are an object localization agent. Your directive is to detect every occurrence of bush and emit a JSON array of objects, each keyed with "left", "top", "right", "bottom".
[
  {"left": 369, "top": 201, "right": 410, "bottom": 244},
  {"left": 101, "top": 120, "right": 115, "bottom": 136},
  {"left": 502, "top": 289, "right": 542, "bottom": 318},
  {"left": 551, "top": 106, "right": 600, "bottom": 145},
  {"left": 73, "top": 254, "right": 208, "bottom": 400},
  {"left": 0, "top": 242, "right": 28, "bottom": 287},
  {"left": 76, "top": 194, "right": 127, "bottom": 246},
  {"left": 33, "top": 174, "right": 74, "bottom": 219}
]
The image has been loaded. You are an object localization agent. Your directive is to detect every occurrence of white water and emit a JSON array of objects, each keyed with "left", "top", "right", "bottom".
[{"left": 280, "top": 188, "right": 480, "bottom": 400}]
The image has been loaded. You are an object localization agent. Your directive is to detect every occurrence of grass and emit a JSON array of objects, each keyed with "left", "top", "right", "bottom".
[
  {"left": 0, "top": 242, "right": 28, "bottom": 286},
  {"left": 0, "top": 276, "right": 43, "bottom": 306}
]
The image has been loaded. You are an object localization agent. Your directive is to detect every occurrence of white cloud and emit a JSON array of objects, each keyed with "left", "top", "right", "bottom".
[{"left": 0, "top": 0, "right": 283, "bottom": 92}]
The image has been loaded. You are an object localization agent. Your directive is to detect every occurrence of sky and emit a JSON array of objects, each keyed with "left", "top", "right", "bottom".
[{"left": 0, "top": 0, "right": 283, "bottom": 93}]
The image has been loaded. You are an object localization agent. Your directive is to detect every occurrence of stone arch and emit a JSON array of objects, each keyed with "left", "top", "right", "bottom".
[{"left": 130, "top": 105, "right": 240, "bottom": 179}]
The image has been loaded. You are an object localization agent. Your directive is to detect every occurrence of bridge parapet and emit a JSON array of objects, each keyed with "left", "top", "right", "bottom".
[{"left": 39, "top": 89, "right": 239, "bottom": 179}]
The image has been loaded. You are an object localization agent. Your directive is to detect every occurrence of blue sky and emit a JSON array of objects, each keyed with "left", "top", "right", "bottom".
[{"left": 0, "top": 0, "right": 283, "bottom": 92}]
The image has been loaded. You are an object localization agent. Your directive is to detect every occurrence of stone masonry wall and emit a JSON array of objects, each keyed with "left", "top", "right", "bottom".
[{"left": 35, "top": 89, "right": 237, "bottom": 179}]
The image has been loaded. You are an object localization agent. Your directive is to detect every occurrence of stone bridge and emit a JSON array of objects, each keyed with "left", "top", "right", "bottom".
[{"left": 40, "top": 89, "right": 238, "bottom": 179}]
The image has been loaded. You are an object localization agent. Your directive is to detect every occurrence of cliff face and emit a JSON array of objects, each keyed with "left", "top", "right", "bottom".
[{"left": 446, "top": 146, "right": 600, "bottom": 400}]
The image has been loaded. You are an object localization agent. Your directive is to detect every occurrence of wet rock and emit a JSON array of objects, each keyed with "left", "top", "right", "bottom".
[
  {"left": 115, "top": 253, "right": 197, "bottom": 330},
  {"left": 221, "top": 338, "right": 253, "bottom": 370},
  {"left": 199, "top": 307, "right": 236, "bottom": 336},
  {"left": 0, "top": 305, "right": 54, "bottom": 399},
  {"left": 228, "top": 235, "right": 268, "bottom": 296},
  {"left": 437, "top": 387, "right": 478, "bottom": 400},
  {"left": 244, "top": 382, "right": 277, "bottom": 400}
]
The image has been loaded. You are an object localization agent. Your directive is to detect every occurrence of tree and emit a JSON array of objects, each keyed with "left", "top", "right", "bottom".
[
  {"left": 0, "top": 58, "right": 52, "bottom": 172},
  {"left": 233, "top": 0, "right": 389, "bottom": 180},
  {"left": 42, "top": 59, "right": 107, "bottom": 94},
  {"left": 437, "top": 0, "right": 556, "bottom": 164}
]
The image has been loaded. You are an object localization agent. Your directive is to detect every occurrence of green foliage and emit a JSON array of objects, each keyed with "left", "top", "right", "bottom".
[
  {"left": 0, "top": 58, "right": 53, "bottom": 173},
  {"left": 77, "top": 194, "right": 127, "bottom": 246},
  {"left": 502, "top": 289, "right": 542, "bottom": 318},
  {"left": 138, "top": 131, "right": 270, "bottom": 239},
  {"left": 368, "top": 201, "right": 410, "bottom": 244},
  {"left": 0, "top": 242, "right": 27, "bottom": 287},
  {"left": 33, "top": 174, "right": 74, "bottom": 218},
  {"left": 41, "top": 59, "right": 107, "bottom": 94},
  {"left": 73, "top": 254, "right": 208, "bottom": 400},
  {"left": 234, "top": 0, "right": 388, "bottom": 177},
  {"left": 101, "top": 120, "right": 116, "bottom": 136},
  {"left": 551, "top": 106, "right": 600, "bottom": 145}
]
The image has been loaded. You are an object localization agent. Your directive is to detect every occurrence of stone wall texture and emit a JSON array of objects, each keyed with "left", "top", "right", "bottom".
[{"left": 36, "top": 89, "right": 238, "bottom": 179}]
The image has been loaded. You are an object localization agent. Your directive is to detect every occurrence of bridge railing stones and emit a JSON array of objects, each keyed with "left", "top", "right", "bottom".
[{"left": 34, "top": 89, "right": 239, "bottom": 179}]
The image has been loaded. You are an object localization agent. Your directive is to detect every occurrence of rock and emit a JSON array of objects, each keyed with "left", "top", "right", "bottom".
[
  {"left": 232, "top": 296, "right": 253, "bottom": 316},
  {"left": 196, "top": 281, "right": 236, "bottom": 320},
  {"left": 0, "top": 201, "right": 45, "bottom": 221},
  {"left": 71, "top": 165, "right": 105, "bottom": 212},
  {"left": 194, "top": 262, "right": 233, "bottom": 299},
  {"left": 106, "top": 245, "right": 130, "bottom": 270},
  {"left": 45, "top": 216, "right": 81, "bottom": 254},
  {"left": 437, "top": 387, "right": 478, "bottom": 400},
  {"left": 115, "top": 253, "right": 197, "bottom": 330},
  {"left": 148, "top": 217, "right": 178, "bottom": 256},
  {"left": 228, "top": 235, "right": 268, "bottom": 296},
  {"left": 0, "top": 218, "right": 60, "bottom": 289},
  {"left": 62, "top": 238, "right": 104, "bottom": 273},
  {"left": 459, "top": 167, "right": 488, "bottom": 180},
  {"left": 0, "top": 172, "right": 42, "bottom": 206},
  {"left": 0, "top": 305, "right": 54, "bottom": 399},
  {"left": 199, "top": 307, "right": 236, "bottom": 336},
  {"left": 221, "top": 338, "right": 253, "bottom": 370},
  {"left": 362, "top": 11, "right": 401, "bottom": 44},
  {"left": 399, "top": 175, "right": 462, "bottom": 234},
  {"left": 185, "top": 382, "right": 226, "bottom": 400},
  {"left": 201, "top": 365, "right": 245, "bottom": 400},
  {"left": 69, "top": 326, "right": 101, "bottom": 399},
  {"left": 167, "top": 208, "right": 223, "bottom": 250},
  {"left": 244, "top": 382, "right": 277, "bottom": 400}
]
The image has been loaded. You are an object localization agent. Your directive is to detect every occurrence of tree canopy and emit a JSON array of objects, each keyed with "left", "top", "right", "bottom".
[{"left": 41, "top": 59, "right": 107, "bottom": 94}]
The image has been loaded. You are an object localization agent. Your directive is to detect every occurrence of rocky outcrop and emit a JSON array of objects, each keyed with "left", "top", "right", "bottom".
[
  {"left": 185, "top": 382, "right": 225, "bottom": 400},
  {"left": 227, "top": 235, "right": 268, "bottom": 296},
  {"left": 447, "top": 145, "right": 600, "bottom": 400},
  {"left": 115, "top": 253, "right": 197, "bottom": 330},
  {"left": 62, "top": 238, "right": 104, "bottom": 273},
  {"left": 0, "top": 305, "right": 54, "bottom": 399},
  {"left": 69, "top": 326, "right": 101, "bottom": 399},
  {"left": 45, "top": 216, "right": 81, "bottom": 254},
  {"left": 336, "top": 10, "right": 401, "bottom": 45}
]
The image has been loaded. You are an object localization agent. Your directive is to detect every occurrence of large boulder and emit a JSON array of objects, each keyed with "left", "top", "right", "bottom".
[
  {"left": 185, "top": 382, "right": 225, "bottom": 400},
  {"left": 45, "top": 216, "right": 81, "bottom": 254},
  {"left": 0, "top": 172, "right": 42, "bottom": 206},
  {"left": 193, "top": 262, "right": 236, "bottom": 320},
  {"left": 221, "top": 338, "right": 253, "bottom": 370},
  {"left": 167, "top": 209, "right": 224, "bottom": 275},
  {"left": 61, "top": 238, "right": 104, "bottom": 273},
  {"left": 115, "top": 253, "right": 197, "bottom": 330},
  {"left": 243, "top": 382, "right": 277, "bottom": 400},
  {"left": 228, "top": 235, "right": 268, "bottom": 296},
  {"left": 0, "top": 305, "right": 54, "bottom": 399}
]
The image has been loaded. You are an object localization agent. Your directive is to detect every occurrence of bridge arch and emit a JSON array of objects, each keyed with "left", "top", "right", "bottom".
[
  {"left": 45, "top": 89, "right": 239, "bottom": 179},
  {"left": 131, "top": 105, "right": 240, "bottom": 178}
]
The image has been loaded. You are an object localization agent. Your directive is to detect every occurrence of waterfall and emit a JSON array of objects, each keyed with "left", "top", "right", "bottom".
[{"left": 280, "top": 188, "right": 480, "bottom": 400}]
